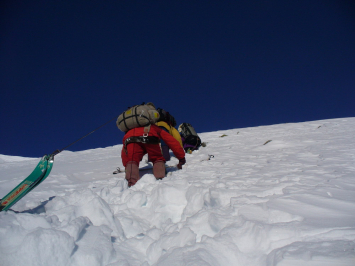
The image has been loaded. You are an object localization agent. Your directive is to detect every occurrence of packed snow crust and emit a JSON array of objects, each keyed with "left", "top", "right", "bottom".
[{"left": 1, "top": 118, "right": 355, "bottom": 266}]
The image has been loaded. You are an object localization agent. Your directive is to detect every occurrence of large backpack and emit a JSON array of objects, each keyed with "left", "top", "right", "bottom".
[
  {"left": 178, "top": 123, "right": 202, "bottom": 152},
  {"left": 157, "top": 108, "right": 177, "bottom": 127},
  {"left": 116, "top": 103, "right": 160, "bottom": 132}
]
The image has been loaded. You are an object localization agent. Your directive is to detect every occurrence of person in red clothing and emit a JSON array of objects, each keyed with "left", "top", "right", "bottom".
[{"left": 121, "top": 124, "right": 186, "bottom": 187}]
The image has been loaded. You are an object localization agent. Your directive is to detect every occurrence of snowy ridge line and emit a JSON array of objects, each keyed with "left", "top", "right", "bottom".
[
  {"left": 0, "top": 154, "right": 38, "bottom": 163},
  {"left": 1, "top": 117, "right": 355, "bottom": 266}
]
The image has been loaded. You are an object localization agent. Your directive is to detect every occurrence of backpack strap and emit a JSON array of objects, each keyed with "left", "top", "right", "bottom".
[
  {"left": 185, "top": 123, "right": 194, "bottom": 136},
  {"left": 143, "top": 124, "right": 151, "bottom": 137}
]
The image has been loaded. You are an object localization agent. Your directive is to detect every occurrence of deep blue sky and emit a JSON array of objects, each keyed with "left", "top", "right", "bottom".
[{"left": 1, "top": 0, "right": 355, "bottom": 157}]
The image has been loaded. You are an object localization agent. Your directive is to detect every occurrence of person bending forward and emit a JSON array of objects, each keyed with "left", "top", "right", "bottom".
[{"left": 121, "top": 124, "right": 186, "bottom": 187}]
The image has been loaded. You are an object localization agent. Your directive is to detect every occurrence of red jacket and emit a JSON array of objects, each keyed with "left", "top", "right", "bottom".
[{"left": 123, "top": 125, "right": 185, "bottom": 160}]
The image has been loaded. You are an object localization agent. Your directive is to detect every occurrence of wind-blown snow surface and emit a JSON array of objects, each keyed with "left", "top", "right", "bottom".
[{"left": 1, "top": 118, "right": 355, "bottom": 266}]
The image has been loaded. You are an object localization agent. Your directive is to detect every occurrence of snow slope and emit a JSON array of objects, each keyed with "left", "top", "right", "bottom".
[{"left": 1, "top": 118, "right": 355, "bottom": 266}]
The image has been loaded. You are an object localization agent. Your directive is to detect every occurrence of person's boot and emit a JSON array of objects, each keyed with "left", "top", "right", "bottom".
[
  {"left": 125, "top": 161, "right": 139, "bottom": 187},
  {"left": 153, "top": 160, "right": 166, "bottom": 180}
]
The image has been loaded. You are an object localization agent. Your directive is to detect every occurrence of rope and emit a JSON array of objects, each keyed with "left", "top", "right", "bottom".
[{"left": 52, "top": 116, "right": 118, "bottom": 157}]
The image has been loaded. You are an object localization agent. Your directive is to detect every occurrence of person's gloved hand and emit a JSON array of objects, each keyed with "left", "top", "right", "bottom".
[{"left": 177, "top": 158, "right": 186, "bottom": 169}]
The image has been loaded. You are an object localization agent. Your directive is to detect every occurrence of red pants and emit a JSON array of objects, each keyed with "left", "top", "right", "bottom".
[{"left": 121, "top": 143, "right": 165, "bottom": 166}]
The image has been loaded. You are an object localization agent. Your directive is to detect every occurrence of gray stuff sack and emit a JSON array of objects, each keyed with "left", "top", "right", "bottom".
[{"left": 116, "top": 103, "right": 160, "bottom": 132}]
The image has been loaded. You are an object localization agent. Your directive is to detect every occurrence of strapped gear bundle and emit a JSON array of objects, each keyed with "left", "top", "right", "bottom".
[{"left": 116, "top": 102, "right": 160, "bottom": 132}]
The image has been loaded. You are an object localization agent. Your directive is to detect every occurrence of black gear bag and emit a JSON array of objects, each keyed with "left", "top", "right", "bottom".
[{"left": 178, "top": 123, "right": 202, "bottom": 152}]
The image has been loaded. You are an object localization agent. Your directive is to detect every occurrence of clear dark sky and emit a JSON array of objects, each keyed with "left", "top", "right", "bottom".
[{"left": 1, "top": 0, "right": 355, "bottom": 157}]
